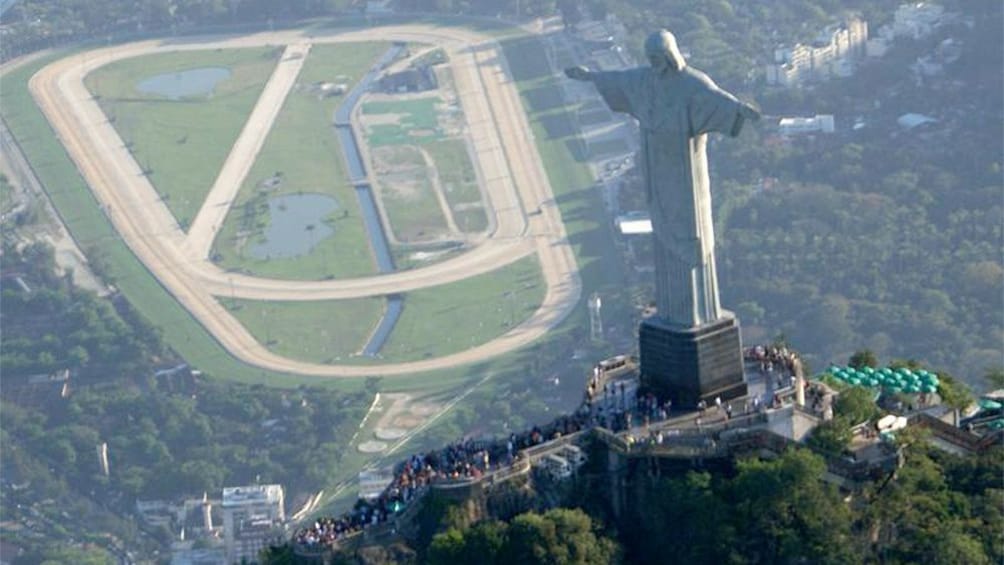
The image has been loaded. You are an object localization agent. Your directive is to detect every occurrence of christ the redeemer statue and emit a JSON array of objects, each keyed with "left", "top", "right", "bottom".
[{"left": 566, "top": 29, "right": 759, "bottom": 329}]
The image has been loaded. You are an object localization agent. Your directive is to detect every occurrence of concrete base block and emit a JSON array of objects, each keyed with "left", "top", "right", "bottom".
[{"left": 639, "top": 315, "right": 747, "bottom": 407}]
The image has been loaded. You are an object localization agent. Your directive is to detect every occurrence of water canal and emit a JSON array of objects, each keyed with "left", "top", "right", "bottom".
[{"left": 334, "top": 43, "right": 407, "bottom": 356}]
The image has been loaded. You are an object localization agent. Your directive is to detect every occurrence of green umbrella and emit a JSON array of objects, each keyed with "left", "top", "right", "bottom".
[
  {"left": 921, "top": 384, "right": 938, "bottom": 394},
  {"left": 978, "top": 399, "right": 1002, "bottom": 411}
]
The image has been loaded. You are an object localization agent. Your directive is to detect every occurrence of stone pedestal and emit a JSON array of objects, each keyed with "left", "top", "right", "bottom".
[{"left": 639, "top": 315, "right": 747, "bottom": 407}]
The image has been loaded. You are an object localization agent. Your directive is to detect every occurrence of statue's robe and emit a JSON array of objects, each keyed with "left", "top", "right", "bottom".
[{"left": 591, "top": 66, "right": 749, "bottom": 327}]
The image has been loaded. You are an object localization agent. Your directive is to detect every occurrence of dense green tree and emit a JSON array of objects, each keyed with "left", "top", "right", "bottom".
[
  {"left": 936, "top": 373, "right": 975, "bottom": 410},
  {"left": 866, "top": 442, "right": 996, "bottom": 565},
  {"left": 983, "top": 367, "right": 1004, "bottom": 389},
  {"left": 428, "top": 508, "right": 619, "bottom": 565},
  {"left": 806, "top": 417, "right": 852, "bottom": 456},
  {"left": 729, "top": 449, "right": 858, "bottom": 564},
  {"left": 849, "top": 349, "right": 878, "bottom": 369},
  {"left": 622, "top": 471, "right": 736, "bottom": 564},
  {"left": 834, "top": 386, "right": 881, "bottom": 424}
]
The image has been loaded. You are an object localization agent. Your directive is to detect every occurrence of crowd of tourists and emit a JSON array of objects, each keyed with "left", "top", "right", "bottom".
[
  {"left": 293, "top": 348, "right": 812, "bottom": 552},
  {"left": 745, "top": 344, "right": 800, "bottom": 378},
  {"left": 292, "top": 411, "right": 593, "bottom": 551}
]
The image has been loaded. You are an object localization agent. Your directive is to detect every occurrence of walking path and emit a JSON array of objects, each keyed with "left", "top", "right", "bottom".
[{"left": 185, "top": 42, "right": 311, "bottom": 259}]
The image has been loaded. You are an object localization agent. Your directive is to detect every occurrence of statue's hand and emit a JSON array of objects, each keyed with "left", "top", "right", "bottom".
[
  {"left": 740, "top": 102, "right": 761, "bottom": 122},
  {"left": 564, "top": 66, "right": 591, "bottom": 81}
]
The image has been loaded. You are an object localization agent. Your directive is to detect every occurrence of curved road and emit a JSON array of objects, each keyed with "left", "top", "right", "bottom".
[{"left": 29, "top": 24, "right": 581, "bottom": 377}]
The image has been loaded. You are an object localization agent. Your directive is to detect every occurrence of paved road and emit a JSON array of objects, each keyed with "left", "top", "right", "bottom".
[
  {"left": 28, "top": 25, "right": 581, "bottom": 377},
  {"left": 185, "top": 42, "right": 311, "bottom": 259}
]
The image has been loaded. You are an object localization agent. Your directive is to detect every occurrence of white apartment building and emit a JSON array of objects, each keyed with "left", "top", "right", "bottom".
[
  {"left": 767, "top": 16, "right": 868, "bottom": 86},
  {"left": 221, "top": 484, "right": 285, "bottom": 564}
]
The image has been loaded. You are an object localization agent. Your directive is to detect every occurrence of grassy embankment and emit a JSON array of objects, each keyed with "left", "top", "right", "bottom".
[
  {"left": 228, "top": 255, "right": 542, "bottom": 364},
  {"left": 499, "top": 34, "right": 631, "bottom": 324},
  {"left": 84, "top": 47, "right": 280, "bottom": 228}
]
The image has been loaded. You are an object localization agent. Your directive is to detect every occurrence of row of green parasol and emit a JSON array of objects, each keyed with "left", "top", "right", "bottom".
[{"left": 821, "top": 366, "right": 940, "bottom": 394}]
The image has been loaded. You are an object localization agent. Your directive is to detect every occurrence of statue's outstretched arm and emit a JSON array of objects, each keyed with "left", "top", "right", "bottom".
[{"left": 739, "top": 101, "right": 761, "bottom": 122}]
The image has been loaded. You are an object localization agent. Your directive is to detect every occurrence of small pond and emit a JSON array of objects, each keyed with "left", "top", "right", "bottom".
[
  {"left": 249, "top": 194, "right": 339, "bottom": 259},
  {"left": 136, "top": 67, "right": 231, "bottom": 100}
]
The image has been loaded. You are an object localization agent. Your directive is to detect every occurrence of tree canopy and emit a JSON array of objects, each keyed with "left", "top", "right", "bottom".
[{"left": 427, "top": 508, "right": 620, "bottom": 565}]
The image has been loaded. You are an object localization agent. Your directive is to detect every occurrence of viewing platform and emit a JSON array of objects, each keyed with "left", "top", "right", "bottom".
[{"left": 291, "top": 348, "right": 920, "bottom": 561}]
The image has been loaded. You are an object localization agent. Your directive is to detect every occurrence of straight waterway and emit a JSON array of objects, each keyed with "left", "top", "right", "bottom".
[{"left": 334, "top": 43, "right": 406, "bottom": 356}]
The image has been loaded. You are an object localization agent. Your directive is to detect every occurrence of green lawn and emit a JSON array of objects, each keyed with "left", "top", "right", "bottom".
[
  {"left": 213, "top": 42, "right": 389, "bottom": 280},
  {"left": 378, "top": 255, "right": 545, "bottom": 362},
  {"left": 372, "top": 145, "right": 449, "bottom": 242},
  {"left": 225, "top": 296, "right": 385, "bottom": 363},
  {"left": 424, "top": 138, "right": 487, "bottom": 233},
  {"left": 219, "top": 254, "right": 545, "bottom": 366},
  {"left": 84, "top": 47, "right": 280, "bottom": 228},
  {"left": 362, "top": 97, "right": 442, "bottom": 146}
]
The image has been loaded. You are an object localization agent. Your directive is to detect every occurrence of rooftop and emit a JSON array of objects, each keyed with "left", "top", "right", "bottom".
[{"left": 222, "top": 485, "right": 283, "bottom": 508}]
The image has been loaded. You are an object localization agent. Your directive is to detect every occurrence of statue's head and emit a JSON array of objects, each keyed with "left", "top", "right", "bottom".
[{"left": 645, "top": 29, "right": 686, "bottom": 73}]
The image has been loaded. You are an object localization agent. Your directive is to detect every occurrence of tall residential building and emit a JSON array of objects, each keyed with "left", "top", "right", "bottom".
[
  {"left": 767, "top": 16, "right": 868, "bottom": 86},
  {"left": 221, "top": 484, "right": 285, "bottom": 564}
]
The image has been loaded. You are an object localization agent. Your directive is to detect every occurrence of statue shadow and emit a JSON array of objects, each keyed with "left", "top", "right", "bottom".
[{"left": 497, "top": 36, "right": 553, "bottom": 82}]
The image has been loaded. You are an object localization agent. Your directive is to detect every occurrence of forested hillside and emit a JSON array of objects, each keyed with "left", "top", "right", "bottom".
[
  {"left": 261, "top": 442, "right": 1003, "bottom": 564},
  {"left": 1, "top": 243, "right": 368, "bottom": 557}
]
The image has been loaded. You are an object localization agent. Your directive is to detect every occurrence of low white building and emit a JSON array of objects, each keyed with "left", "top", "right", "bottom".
[
  {"left": 616, "top": 212, "right": 652, "bottom": 235},
  {"left": 778, "top": 115, "right": 835, "bottom": 135},
  {"left": 897, "top": 113, "right": 937, "bottom": 129}
]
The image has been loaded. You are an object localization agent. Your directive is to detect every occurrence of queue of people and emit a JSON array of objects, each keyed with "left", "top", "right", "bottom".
[{"left": 293, "top": 411, "right": 593, "bottom": 552}]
